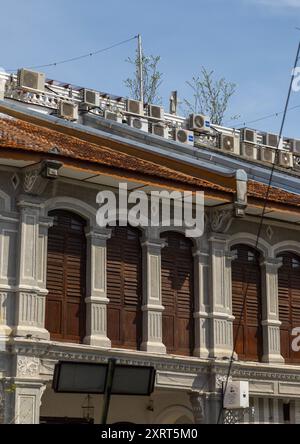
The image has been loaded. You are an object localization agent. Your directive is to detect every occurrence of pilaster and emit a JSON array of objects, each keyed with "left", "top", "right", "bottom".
[
  {"left": 208, "top": 233, "right": 234, "bottom": 359},
  {"left": 260, "top": 257, "right": 284, "bottom": 364},
  {"left": 140, "top": 230, "right": 166, "bottom": 354},
  {"left": 83, "top": 227, "right": 112, "bottom": 348}
]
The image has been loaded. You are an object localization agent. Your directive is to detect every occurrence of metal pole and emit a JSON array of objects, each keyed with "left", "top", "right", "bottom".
[
  {"left": 138, "top": 34, "right": 144, "bottom": 106},
  {"left": 101, "top": 359, "right": 116, "bottom": 425}
]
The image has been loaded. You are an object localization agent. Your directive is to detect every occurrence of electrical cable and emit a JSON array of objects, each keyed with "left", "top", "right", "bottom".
[
  {"left": 217, "top": 40, "right": 300, "bottom": 425},
  {"left": 7, "top": 35, "right": 138, "bottom": 72},
  {"left": 225, "top": 103, "right": 300, "bottom": 129}
]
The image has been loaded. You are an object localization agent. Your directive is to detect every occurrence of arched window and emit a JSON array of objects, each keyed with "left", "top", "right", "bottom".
[
  {"left": 46, "top": 210, "right": 87, "bottom": 343},
  {"left": 231, "top": 244, "right": 262, "bottom": 361},
  {"left": 278, "top": 252, "right": 300, "bottom": 363},
  {"left": 107, "top": 226, "right": 142, "bottom": 350},
  {"left": 161, "top": 232, "right": 194, "bottom": 356}
]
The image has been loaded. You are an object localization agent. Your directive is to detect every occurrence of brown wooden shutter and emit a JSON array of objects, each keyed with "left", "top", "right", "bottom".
[
  {"left": 46, "top": 210, "right": 86, "bottom": 343},
  {"left": 231, "top": 245, "right": 262, "bottom": 361},
  {"left": 107, "top": 227, "right": 142, "bottom": 350},
  {"left": 278, "top": 253, "right": 300, "bottom": 363},
  {"left": 161, "top": 232, "right": 194, "bottom": 356}
]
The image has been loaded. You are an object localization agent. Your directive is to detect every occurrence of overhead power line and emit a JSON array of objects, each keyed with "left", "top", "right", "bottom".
[
  {"left": 226, "top": 104, "right": 300, "bottom": 129},
  {"left": 7, "top": 35, "right": 138, "bottom": 72},
  {"left": 217, "top": 40, "right": 300, "bottom": 424}
]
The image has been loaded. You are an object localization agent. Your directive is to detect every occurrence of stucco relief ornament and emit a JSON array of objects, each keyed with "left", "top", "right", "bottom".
[
  {"left": 17, "top": 357, "right": 40, "bottom": 377},
  {"left": 210, "top": 208, "right": 233, "bottom": 233},
  {"left": 23, "top": 169, "right": 40, "bottom": 193},
  {"left": 189, "top": 391, "right": 205, "bottom": 423},
  {"left": 215, "top": 374, "right": 233, "bottom": 389}
]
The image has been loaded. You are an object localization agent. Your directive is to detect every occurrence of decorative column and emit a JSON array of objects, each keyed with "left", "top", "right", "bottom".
[
  {"left": 140, "top": 229, "right": 166, "bottom": 354},
  {"left": 260, "top": 257, "right": 284, "bottom": 363},
  {"left": 2, "top": 355, "right": 46, "bottom": 424},
  {"left": 14, "top": 196, "right": 51, "bottom": 340},
  {"left": 84, "top": 227, "right": 111, "bottom": 348},
  {"left": 193, "top": 240, "right": 210, "bottom": 358},
  {"left": 208, "top": 233, "right": 235, "bottom": 359}
]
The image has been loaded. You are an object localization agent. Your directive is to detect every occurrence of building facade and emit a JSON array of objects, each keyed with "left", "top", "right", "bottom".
[{"left": 0, "top": 70, "right": 300, "bottom": 424}]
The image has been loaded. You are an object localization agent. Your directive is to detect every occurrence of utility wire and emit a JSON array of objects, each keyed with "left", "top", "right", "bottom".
[
  {"left": 225, "top": 104, "right": 300, "bottom": 129},
  {"left": 7, "top": 35, "right": 138, "bottom": 72},
  {"left": 217, "top": 40, "right": 300, "bottom": 425}
]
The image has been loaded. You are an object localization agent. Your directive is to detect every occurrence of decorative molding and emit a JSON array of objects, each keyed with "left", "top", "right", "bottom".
[
  {"left": 17, "top": 356, "right": 40, "bottom": 377},
  {"left": 210, "top": 207, "right": 233, "bottom": 233}
]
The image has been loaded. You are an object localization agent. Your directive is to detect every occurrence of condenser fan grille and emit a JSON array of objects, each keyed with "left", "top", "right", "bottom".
[
  {"left": 128, "top": 100, "right": 142, "bottom": 115},
  {"left": 61, "top": 103, "right": 74, "bottom": 117},
  {"left": 244, "top": 129, "right": 255, "bottom": 143},
  {"left": 85, "top": 91, "right": 96, "bottom": 104},
  {"left": 267, "top": 134, "right": 278, "bottom": 147},
  {"left": 194, "top": 115, "right": 205, "bottom": 129},
  {"left": 132, "top": 118, "right": 143, "bottom": 130},
  {"left": 223, "top": 136, "right": 234, "bottom": 151},
  {"left": 23, "top": 72, "right": 37, "bottom": 89},
  {"left": 177, "top": 130, "right": 188, "bottom": 143},
  {"left": 150, "top": 106, "right": 162, "bottom": 119},
  {"left": 153, "top": 125, "right": 165, "bottom": 137}
]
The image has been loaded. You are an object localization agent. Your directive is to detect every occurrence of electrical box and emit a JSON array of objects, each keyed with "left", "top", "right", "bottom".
[{"left": 223, "top": 381, "right": 249, "bottom": 409}]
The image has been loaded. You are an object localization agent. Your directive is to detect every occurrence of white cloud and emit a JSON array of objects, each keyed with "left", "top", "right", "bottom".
[{"left": 248, "top": 0, "right": 300, "bottom": 8}]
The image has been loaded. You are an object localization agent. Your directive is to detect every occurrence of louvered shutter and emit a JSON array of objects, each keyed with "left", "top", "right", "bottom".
[
  {"left": 46, "top": 211, "right": 86, "bottom": 343},
  {"left": 278, "top": 253, "right": 300, "bottom": 363},
  {"left": 107, "top": 227, "right": 142, "bottom": 350},
  {"left": 232, "top": 245, "right": 262, "bottom": 361},
  {"left": 161, "top": 232, "right": 194, "bottom": 356}
]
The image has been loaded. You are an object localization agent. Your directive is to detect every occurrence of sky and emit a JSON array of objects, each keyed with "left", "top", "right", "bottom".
[{"left": 2, "top": 0, "right": 300, "bottom": 138}]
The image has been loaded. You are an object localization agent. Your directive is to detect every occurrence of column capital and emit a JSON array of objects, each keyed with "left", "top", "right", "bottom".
[
  {"left": 260, "top": 257, "right": 283, "bottom": 271},
  {"left": 85, "top": 226, "right": 112, "bottom": 241}
]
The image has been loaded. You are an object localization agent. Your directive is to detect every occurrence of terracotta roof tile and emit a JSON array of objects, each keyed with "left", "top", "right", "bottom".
[{"left": 0, "top": 117, "right": 231, "bottom": 194}]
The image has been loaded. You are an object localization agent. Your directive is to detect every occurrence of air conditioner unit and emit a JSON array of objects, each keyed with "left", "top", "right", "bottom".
[
  {"left": 223, "top": 381, "right": 249, "bottom": 410},
  {"left": 189, "top": 114, "right": 211, "bottom": 132},
  {"left": 174, "top": 129, "right": 194, "bottom": 145},
  {"left": 260, "top": 146, "right": 276, "bottom": 163},
  {"left": 263, "top": 133, "right": 279, "bottom": 148},
  {"left": 240, "top": 142, "right": 258, "bottom": 160},
  {"left": 17, "top": 69, "right": 45, "bottom": 93},
  {"left": 128, "top": 116, "right": 148, "bottom": 132},
  {"left": 104, "top": 110, "right": 123, "bottom": 123},
  {"left": 58, "top": 101, "right": 78, "bottom": 121},
  {"left": 151, "top": 124, "right": 169, "bottom": 138},
  {"left": 148, "top": 104, "right": 164, "bottom": 120},
  {"left": 291, "top": 139, "right": 300, "bottom": 154},
  {"left": 241, "top": 128, "right": 257, "bottom": 144},
  {"left": 81, "top": 89, "right": 100, "bottom": 108},
  {"left": 126, "top": 99, "right": 144, "bottom": 115},
  {"left": 220, "top": 134, "right": 240, "bottom": 155},
  {"left": 278, "top": 150, "right": 293, "bottom": 168}
]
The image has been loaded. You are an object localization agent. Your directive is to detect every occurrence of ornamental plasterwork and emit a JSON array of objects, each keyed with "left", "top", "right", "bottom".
[
  {"left": 23, "top": 169, "right": 39, "bottom": 194},
  {"left": 17, "top": 356, "right": 40, "bottom": 377},
  {"left": 215, "top": 374, "right": 233, "bottom": 389},
  {"left": 210, "top": 207, "right": 233, "bottom": 233},
  {"left": 12, "top": 344, "right": 300, "bottom": 383}
]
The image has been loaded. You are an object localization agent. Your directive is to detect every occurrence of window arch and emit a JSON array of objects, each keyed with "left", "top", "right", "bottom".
[
  {"left": 106, "top": 226, "right": 143, "bottom": 350},
  {"left": 161, "top": 232, "right": 194, "bottom": 356},
  {"left": 277, "top": 252, "right": 300, "bottom": 363},
  {"left": 231, "top": 244, "right": 263, "bottom": 361},
  {"left": 46, "top": 210, "right": 87, "bottom": 343}
]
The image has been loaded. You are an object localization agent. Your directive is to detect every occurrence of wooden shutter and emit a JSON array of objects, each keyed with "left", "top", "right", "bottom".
[
  {"left": 46, "top": 210, "right": 86, "bottom": 343},
  {"left": 161, "top": 232, "right": 194, "bottom": 356},
  {"left": 107, "top": 227, "right": 142, "bottom": 350},
  {"left": 231, "top": 245, "right": 262, "bottom": 361},
  {"left": 278, "top": 253, "right": 300, "bottom": 363}
]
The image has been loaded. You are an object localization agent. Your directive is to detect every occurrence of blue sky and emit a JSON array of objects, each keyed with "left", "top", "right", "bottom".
[{"left": 2, "top": 0, "right": 300, "bottom": 137}]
